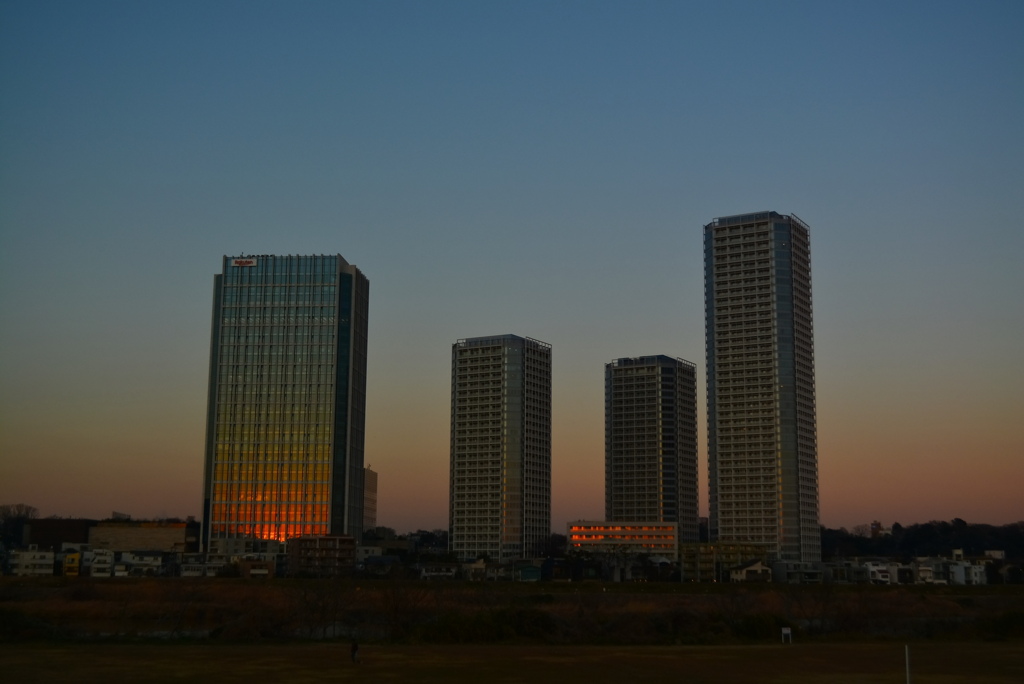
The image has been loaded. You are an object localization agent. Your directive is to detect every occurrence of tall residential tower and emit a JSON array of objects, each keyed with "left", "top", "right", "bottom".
[
  {"left": 450, "top": 335, "right": 552, "bottom": 562},
  {"left": 605, "top": 356, "right": 699, "bottom": 542},
  {"left": 705, "top": 212, "right": 820, "bottom": 562},
  {"left": 202, "top": 254, "right": 369, "bottom": 547}
]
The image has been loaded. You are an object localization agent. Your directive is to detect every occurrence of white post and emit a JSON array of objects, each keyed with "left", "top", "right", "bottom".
[{"left": 905, "top": 644, "right": 911, "bottom": 684}]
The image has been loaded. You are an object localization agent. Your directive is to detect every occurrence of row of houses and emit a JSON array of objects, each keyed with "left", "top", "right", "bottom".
[
  {"left": 830, "top": 556, "right": 991, "bottom": 585},
  {"left": 6, "top": 542, "right": 526, "bottom": 581},
  {"left": 9, "top": 547, "right": 167, "bottom": 578},
  {"left": 3, "top": 517, "right": 1017, "bottom": 584},
  {"left": 8, "top": 542, "right": 1010, "bottom": 586},
  {"left": 758, "top": 555, "right": 1005, "bottom": 585},
  {"left": 4, "top": 536, "right": 359, "bottom": 578},
  {"left": 566, "top": 522, "right": 1016, "bottom": 585}
]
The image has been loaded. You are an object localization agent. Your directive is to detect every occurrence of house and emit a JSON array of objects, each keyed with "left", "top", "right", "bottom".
[
  {"left": 120, "top": 550, "right": 165, "bottom": 576},
  {"left": 771, "top": 561, "right": 824, "bottom": 584},
  {"left": 863, "top": 561, "right": 891, "bottom": 584},
  {"left": 10, "top": 546, "right": 54, "bottom": 576},
  {"left": 238, "top": 558, "right": 275, "bottom": 578},
  {"left": 419, "top": 563, "right": 459, "bottom": 580},
  {"left": 729, "top": 559, "right": 772, "bottom": 582},
  {"left": 89, "top": 549, "right": 114, "bottom": 577},
  {"left": 949, "top": 561, "right": 986, "bottom": 585},
  {"left": 822, "top": 561, "right": 870, "bottom": 584}
]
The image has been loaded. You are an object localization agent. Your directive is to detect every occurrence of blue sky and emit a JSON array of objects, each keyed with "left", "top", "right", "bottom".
[{"left": 1, "top": 1, "right": 1022, "bottom": 532}]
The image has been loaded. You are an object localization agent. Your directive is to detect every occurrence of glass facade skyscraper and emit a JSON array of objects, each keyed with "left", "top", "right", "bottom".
[
  {"left": 450, "top": 335, "right": 551, "bottom": 562},
  {"left": 705, "top": 212, "right": 820, "bottom": 562},
  {"left": 605, "top": 355, "right": 698, "bottom": 542},
  {"left": 202, "top": 254, "right": 368, "bottom": 547}
]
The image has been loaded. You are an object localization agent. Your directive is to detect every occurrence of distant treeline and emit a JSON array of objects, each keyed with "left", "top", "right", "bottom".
[{"left": 822, "top": 520, "right": 1024, "bottom": 560}]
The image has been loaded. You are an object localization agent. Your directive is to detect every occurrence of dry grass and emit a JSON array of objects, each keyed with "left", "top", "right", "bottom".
[
  {"left": 2, "top": 642, "right": 1023, "bottom": 684},
  {"left": 4, "top": 578, "right": 1024, "bottom": 646}
]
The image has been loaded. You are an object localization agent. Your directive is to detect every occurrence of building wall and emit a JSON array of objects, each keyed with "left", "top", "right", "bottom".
[
  {"left": 450, "top": 335, "right": 552, "bottom": 562},
  {"left": 88, "top": 522, "right": 196, "bottom": 553},
  {"left": 705, "top": 212, "right": 820, "bottom": 562},
  {"left": 202, "top": 254, "right": 369, "bottom": 547},
  {"left": 605, "top": 356, "right": 698, "bottom": 541},
  {"left": 22, "top": 519, "right": 96, "bottom": 550}
]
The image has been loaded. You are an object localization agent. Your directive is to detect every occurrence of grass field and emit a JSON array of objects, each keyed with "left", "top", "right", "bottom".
[{"left": 3, "top": 642, "right": 1023, "bottom": 683}]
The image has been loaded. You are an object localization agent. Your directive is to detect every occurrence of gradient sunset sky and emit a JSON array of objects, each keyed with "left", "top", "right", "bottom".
[{"left": 1, "top": 1, "right": 1022, "bottom": 534}]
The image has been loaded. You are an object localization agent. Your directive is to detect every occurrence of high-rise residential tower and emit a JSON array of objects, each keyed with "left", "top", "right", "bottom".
[
  {"left": 705, "top": 212, "right": 820, "bottom": 562},
  {"left": 450, "top": 335, "right": 552, "bottom": 562},
  {"left": 202, "top": 254, "right": 369, "bottom": 548},
  {"left": 605, "top": 356, "right": 699, "bottom": 542},
  {"left": 363, "top": 466, "right": 378, "bottom": 532}
]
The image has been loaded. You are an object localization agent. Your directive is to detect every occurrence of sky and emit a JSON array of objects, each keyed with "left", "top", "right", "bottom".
[{"left": 1, "top": 1, "right": 1022, "bottom": 534}]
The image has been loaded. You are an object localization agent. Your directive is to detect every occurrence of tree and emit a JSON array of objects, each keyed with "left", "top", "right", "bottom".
[
  {"left": 0, "top": 503, "right": 39, "bottom": 547},
  {"left": 0, "top": 504, "right": 39, "bottom": 521},
  {"left": 541, "top": 533, "right": 567, "bottom": 557}
]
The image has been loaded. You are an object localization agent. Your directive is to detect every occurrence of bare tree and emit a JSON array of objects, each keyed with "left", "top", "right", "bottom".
[{"left": 0, "top": 503, "right": 39, "bottom": 521}]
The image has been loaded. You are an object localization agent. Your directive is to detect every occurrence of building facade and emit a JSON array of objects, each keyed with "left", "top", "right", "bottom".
[
  {"left": 202, "top": 254, "right": 369, "bottom": 548},
  {"left": 705, "top": 212, "right": 820, "bottom": 562},
  {"left": 9, "top": 547, "right": 55, "bottom": 576},
  {"left": 450, "top": 335, "right": 552, "bottom": 562},
  {"left": 567, "top": 521, "right": 679, "bottom": 556},
  {"left": 680, "top": 542, "right": 772, "bottom": 583},
  {"left": 363, "top": 466, "right": 378, "bottom": 531},
  {"left": 287, "top": 535, "right": 357, "bottom": 577},
  {"left": 605, "top": 356, "right": 698, "bottom": 542}
]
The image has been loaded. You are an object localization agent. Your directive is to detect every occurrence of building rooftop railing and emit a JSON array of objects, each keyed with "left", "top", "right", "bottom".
[
  {"left": 456, "top": 335, "right": 551, "bottom": 350},
  {"left": 705, "top": 211, "right": 809, "bottom": 231},
  {"left": 608, "top": 355, "right": 696, "bottom": 370}
]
